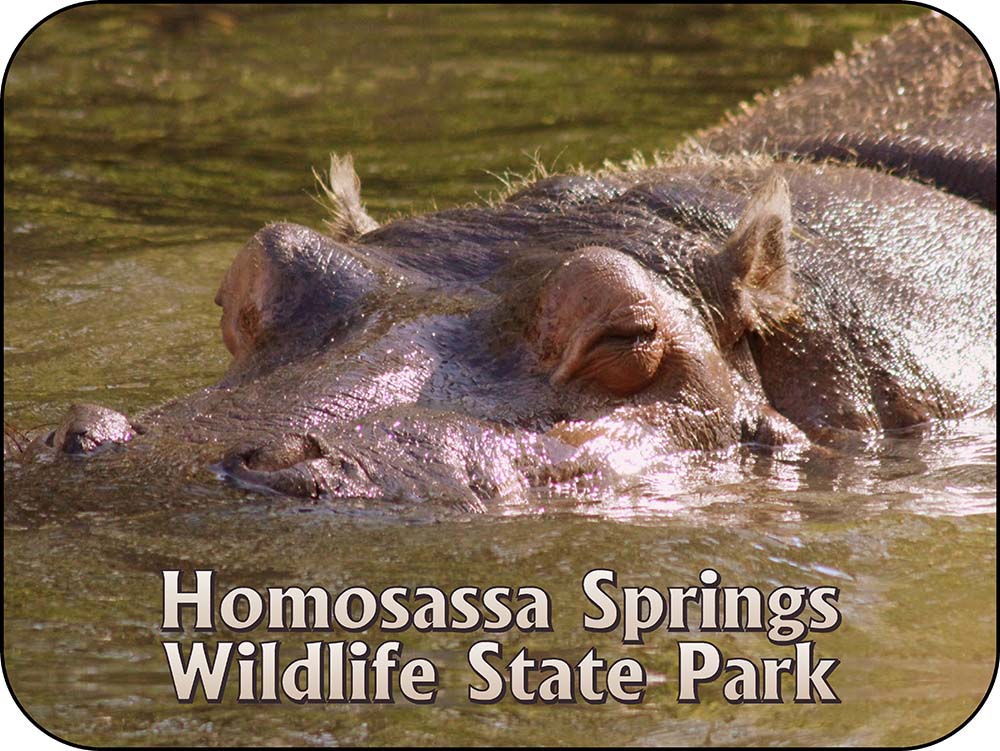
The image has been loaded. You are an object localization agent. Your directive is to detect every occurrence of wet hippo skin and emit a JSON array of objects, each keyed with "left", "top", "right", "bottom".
[{"left": 23, "top": 14, "right": 996, "bottom": 508}]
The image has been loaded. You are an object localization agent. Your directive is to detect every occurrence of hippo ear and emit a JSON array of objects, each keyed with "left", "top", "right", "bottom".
[
  {"left": 719, "top": 174, "right": 797, "bottom": 341},
  {"left": 215, "top": 241, "right": 272, "bottom": 361}
]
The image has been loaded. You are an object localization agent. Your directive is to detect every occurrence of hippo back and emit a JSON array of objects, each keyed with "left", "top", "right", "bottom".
[{"left": 694, "top": 13, "right": 997, "bottom": 209}]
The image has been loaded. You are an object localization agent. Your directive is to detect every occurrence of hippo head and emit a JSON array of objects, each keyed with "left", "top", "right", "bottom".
[{"left": 199, "top": 164, "right": 806, "bottom": 508}]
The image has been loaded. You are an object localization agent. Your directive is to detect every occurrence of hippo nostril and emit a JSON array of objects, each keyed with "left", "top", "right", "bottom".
[
  {"left": 62, "top": 431, "right": 97, "bottom": 455},
  {"left": 339, "top": 457, "right": 362, "bottom": 480},
  {"left": 52, "top": 403, "right": 134, "bottom": 455}
]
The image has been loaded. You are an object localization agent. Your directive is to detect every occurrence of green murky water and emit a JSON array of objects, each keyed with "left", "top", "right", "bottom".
[{"left": 4, "top": 5, "right": 995, "bottom": 747}]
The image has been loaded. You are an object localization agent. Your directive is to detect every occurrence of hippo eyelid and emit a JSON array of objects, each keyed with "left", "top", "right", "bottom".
[{"left": 595, "top": 321, "right": 658, "bottom": 346}]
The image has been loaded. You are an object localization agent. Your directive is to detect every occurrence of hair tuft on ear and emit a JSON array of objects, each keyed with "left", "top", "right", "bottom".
[{"left": 722, "top": 173, "right": 798, "bottom": 337}]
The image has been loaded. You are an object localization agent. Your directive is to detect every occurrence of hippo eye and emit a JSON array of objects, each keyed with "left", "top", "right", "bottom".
[
  {"left": 568, "top": 317, "right": 666, "bottom": 395},
  {"left": 531, "top": 246, "right": 670, "bottom": 396},
  {"left": 594, "top": 322, "right": 658, "bottom": 349}
]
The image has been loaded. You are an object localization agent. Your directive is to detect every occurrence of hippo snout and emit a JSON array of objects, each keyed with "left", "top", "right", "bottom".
[
  {"left": 208, "top": 407, "right": 598, "bottom": 510},
  {"left": 47, "top": 404, "right": 136, "bottom": 455},
  {"left": 215, "top": 433, "right": 381, "bottom": 500}
]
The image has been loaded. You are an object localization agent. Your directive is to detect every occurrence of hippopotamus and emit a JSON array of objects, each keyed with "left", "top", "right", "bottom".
[{"left": 11, "top": 14, "right": 996, "bottom": 509}]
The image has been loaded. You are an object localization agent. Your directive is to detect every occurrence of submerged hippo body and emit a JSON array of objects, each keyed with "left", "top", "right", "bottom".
[{"left": 18, "top": 14, "right": 997, "bottom": 508}]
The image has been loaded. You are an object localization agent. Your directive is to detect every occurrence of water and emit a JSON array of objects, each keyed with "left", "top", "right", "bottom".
[{"left": 3, "top": 5, "right": 995, "bottom": 747}]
